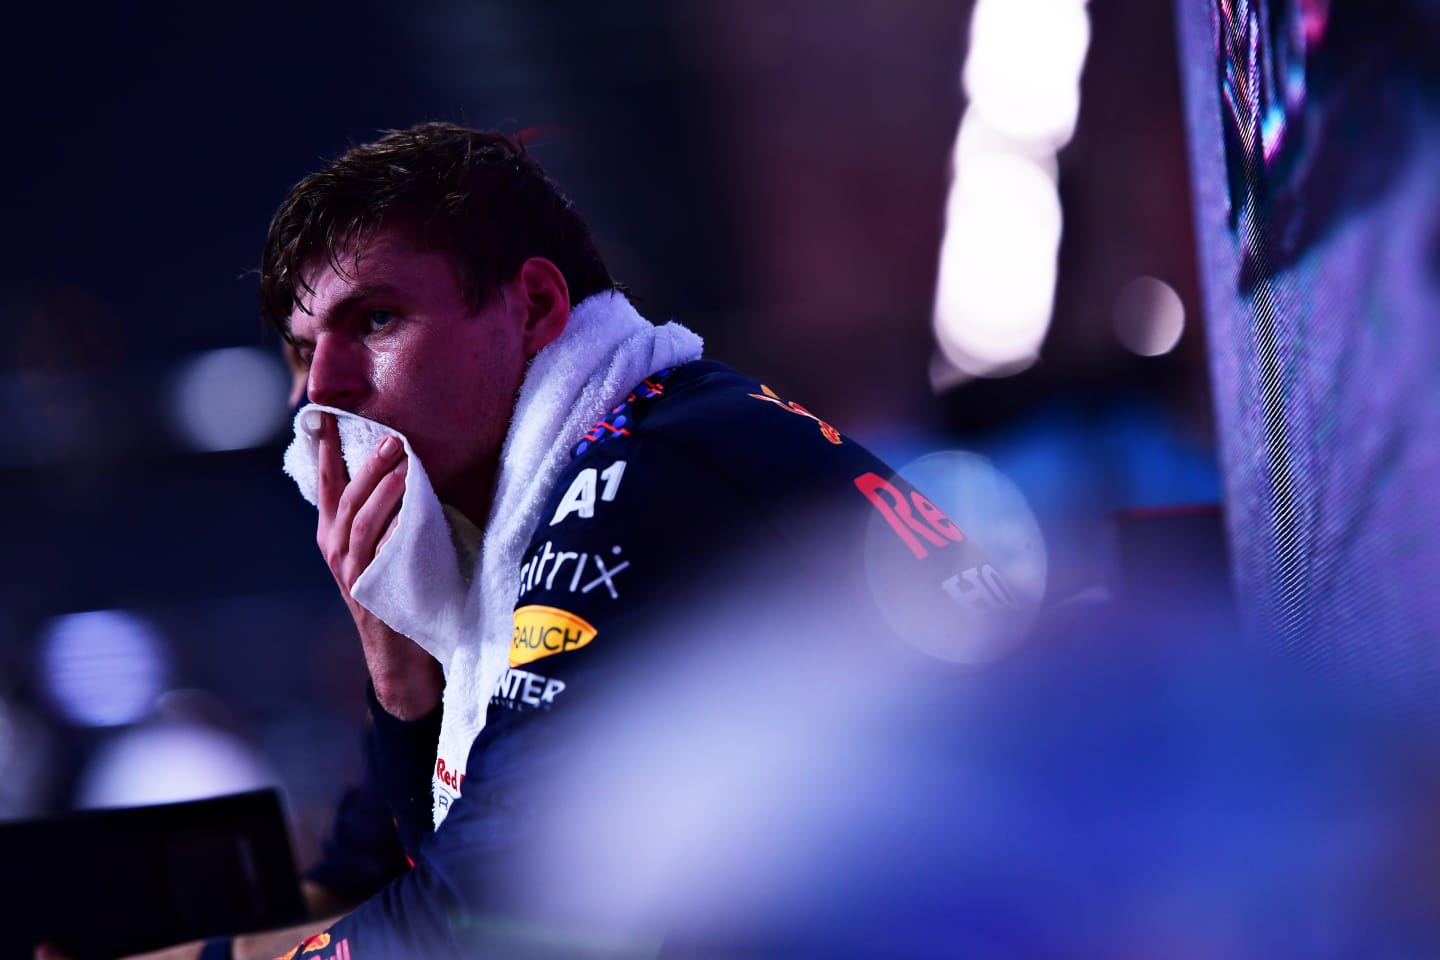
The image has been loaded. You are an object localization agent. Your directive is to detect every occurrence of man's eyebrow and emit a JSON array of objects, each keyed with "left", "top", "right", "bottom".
[{"left": 304, "top": 282, "right": 408, "bottom": 327}]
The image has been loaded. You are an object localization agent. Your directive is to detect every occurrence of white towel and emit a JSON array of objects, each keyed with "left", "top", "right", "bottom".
[
  {"left": 283, "top": 290, "right": 703, "bottom": 826},
  {"left": 283, "top": 407, "right": 481, "bottom": 665}
]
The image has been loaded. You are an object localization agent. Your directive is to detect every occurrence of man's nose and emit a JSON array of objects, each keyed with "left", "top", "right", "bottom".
[{"left": 306, "top": 336, "right": 367, "bottom": 409}]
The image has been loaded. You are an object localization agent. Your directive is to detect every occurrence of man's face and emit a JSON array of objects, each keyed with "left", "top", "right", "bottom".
[{"left": 288, "top": 223, "right": 528, "bottom": 515}]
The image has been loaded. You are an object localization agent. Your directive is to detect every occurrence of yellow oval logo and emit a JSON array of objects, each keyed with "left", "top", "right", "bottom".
[{"left": 511, "top": 605, "right": 597, "bottom": 666}]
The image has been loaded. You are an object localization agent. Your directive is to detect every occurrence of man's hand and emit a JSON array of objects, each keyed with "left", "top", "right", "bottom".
[{"left": 317, "top": 413, "right": 442, "bottom": 720}]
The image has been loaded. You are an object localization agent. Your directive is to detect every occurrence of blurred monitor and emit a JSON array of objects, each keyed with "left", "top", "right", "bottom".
[
  {"left": 1174, "top": 0, "right": 1440, "bottom": 705},
  {"left": 0, "top": 788, "right": 304, "bottom": 960}
]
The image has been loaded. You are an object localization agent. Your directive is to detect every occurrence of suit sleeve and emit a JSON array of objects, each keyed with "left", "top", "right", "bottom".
[{"left": 300, "top": 697, "right": 417, "bottom": 904}]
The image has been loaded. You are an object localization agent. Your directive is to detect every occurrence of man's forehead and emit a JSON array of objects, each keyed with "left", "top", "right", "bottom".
[
  {"left": 296, "top": 228, "right": 406, "bottom": 296},
  {"left": 290, "top": 225, "right": 454, "bottom": 324}
]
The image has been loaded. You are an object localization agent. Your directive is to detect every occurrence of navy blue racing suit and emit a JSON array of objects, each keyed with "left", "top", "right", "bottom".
[{"left": 283, "top": 360, "right": 1007, "bottom": 959}]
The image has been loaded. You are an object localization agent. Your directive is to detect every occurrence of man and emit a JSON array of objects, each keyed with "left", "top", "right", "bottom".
[{"left": 80, "top": 122, "right": 1005, "bottom": 959}]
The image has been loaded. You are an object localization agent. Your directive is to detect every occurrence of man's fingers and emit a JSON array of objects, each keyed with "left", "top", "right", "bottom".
[
  {"left": 378, "top": 510, "right": 402, "bottom": 552},
  {"left": 377, "top": 463, "right": 407, "bottom": 553},
  {"left": 316, "top": 413, "right": 349, "bottom": 518},
  {"left": 350, "top": 459, "right": 407, "bottom": 568},
  {"left": 334, "top": 435, "right": 404, "bottom": 534},
  {"left": 313, "top": 420, "right": 408, "bottom": 591}
]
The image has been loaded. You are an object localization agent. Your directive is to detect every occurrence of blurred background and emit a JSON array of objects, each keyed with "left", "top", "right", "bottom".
[
  {"left": 0, "top": 0, "right": 1217, "bottom": 854},
  {"left": 1, "top": 4, "right": 1435, "bottom": 942}
]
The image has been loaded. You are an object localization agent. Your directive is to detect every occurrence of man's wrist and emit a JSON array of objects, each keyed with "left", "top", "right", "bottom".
[
  {"left": 369, "top": 661, "right": 443, "bottom": 720},
  {"left": 366, "top": 680, "right": 442, "bottom": 731},
  {"left": 365, "top": 679, "right": 444, "bottom": 855},
  {"left": 371, "top": 680, "right": 442, "bottom": 720}
]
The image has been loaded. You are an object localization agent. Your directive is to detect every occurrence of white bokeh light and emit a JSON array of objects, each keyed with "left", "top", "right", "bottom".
[
  {"left": 963, "top": 0, "right": 1092, "bottom": 148},
  {"left": 931, "top": 0, "right": 1090, "bottom": 384},
  {"left": 171, "top": 347, "right": 290, "bottom": 452},
  {"left": 903, "top": 451, "right": 1049, "bottom": 608},
  {"left": 933, "top": 147, "right": 1062, "bottom": 375},
  {"left": 76, "top": 722, "right": 277, "bottom": 808},
  {"left": 955, "top": 113, "right": 1058, "bottom": 177},
  {"left": 1113, "top": 276, "right": 1186, "bottom": 357},
  {"left": 41, "top": 610, "right": 167, "bottom": 727},
  {"left": 862, "top": 450, "right": 1047, "bottom": 664}
]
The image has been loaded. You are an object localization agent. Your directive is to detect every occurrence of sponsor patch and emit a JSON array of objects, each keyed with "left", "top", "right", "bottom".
[
  {"left": 855, "top": 471, "right": 966, "bottom": 560},
  {"left": 435, "top": 756, "right": 465, "bottom": 793},
  {"left": 492, "top": 666, "right": 568, "bottom": 709},
  {"left": 519, "top": 542, "right": 630, "bottom": 600},
  {"left": 551, "top": 461, "right": 627, "bottom": 525},
  {"left": 511, "top": 604, "right": 598, "bottom": 666},
  {"left": 301, "top": 933, "right": 331, "bottom": 954},
  {"left": 748, "top": 383, "right": 842, "bottom": 444}
]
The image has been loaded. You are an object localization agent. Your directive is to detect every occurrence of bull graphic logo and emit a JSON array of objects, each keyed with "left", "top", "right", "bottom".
[
  {"left": 300, "top": 933, "right": 332, "bottom": 954},
  {"left": 748, "top": 384, "right": 842, "bottom": 445}
]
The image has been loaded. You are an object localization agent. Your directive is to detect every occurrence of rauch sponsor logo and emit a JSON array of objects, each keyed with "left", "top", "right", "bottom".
[{"left": 511, "top": 604, "right": 598, "bottom": 666}]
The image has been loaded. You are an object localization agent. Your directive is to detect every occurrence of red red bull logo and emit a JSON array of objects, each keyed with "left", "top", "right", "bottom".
[
  {"left": 855, "top": 471, "right": 966, "bottom": 559},
  {"left": 436, "top": 757, "right": 465, "bottom": 792}
]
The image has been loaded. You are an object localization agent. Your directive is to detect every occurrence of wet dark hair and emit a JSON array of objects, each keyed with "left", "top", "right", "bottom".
[{"left": 260, "top": 122, "right": 615, "bottom": 336}]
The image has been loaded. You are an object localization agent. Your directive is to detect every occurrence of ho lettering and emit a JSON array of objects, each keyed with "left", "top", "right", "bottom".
[
  {"left": 942, "top": 564, "right": 1019, "bottom": 613},
  {"left": 855, "top": 472, "right": 966, "bottom": 559}
]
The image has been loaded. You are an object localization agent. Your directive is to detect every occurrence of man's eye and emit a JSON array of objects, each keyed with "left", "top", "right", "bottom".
[
  {"left": 367, "top": 309, "right": 397, "bottom": 332},
  {"left": 288, "top": 341, "right": 314, "bottom": 368}
]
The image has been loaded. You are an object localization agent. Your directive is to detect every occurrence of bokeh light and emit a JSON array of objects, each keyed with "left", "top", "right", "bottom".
[
  {"left": 0, "top": 699, "right": 57, "bottom": 819},
  {"left": 934, "top": 146, "right": 1062, "bottom": 376},
  {"left": 933, "top": 0, "right": 1092, "bottom": 381},
  {"left": 904, "top": 451, "right": 1048, "bottom": 604},
  {"left": 40, "top": 610, "right": 167, "bottom": 727},
  {"left": 170, "top": 347, "right": 290, "bottom": 452},
  {"left": 964, "top": 0, "right": 1092, "bottom": 148},
  {"left": 1113, "top": 276, "right": 1186, "bottom": 356},
  {"left": 864, "top": 450, "right": 1047, "bottom": 663},
  {"left": 75, "top": 721, "right": 277, "bottom": 809}
]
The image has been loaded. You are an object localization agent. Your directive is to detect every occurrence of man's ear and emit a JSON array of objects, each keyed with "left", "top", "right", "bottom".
[{"left": 513, "top": 257, "right": 570, "bottom": 357}]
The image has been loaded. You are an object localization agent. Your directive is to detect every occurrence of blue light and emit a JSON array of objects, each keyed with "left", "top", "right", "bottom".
[{"left": 40, "top": 610, "right": 168, "bottom": 727}]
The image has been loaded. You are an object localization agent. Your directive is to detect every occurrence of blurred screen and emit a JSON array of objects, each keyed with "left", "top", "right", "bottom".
[{"left": 1175, "top": 0, "right": 1440, "bottom": 711}]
